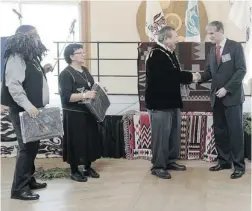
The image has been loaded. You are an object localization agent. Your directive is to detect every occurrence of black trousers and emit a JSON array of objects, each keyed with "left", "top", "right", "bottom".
[
  {"left": 9, "top": 109, "right": 40, "bottom": 193},
  {"left": 213, "top": 98, "right": 245, "bottom": 171},
  {"left": 148, "top": 109, "right": 181, "bottom": 169}
]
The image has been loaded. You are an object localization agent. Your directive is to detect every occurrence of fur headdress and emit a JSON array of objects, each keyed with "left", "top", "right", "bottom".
[{"left": 4, "top": 25, "right": 47, "bottom": 62}]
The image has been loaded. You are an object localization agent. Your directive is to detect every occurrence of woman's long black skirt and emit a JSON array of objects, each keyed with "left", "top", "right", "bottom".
[{"left": 62, "top": 110, "right": 102, "bottom": 165}]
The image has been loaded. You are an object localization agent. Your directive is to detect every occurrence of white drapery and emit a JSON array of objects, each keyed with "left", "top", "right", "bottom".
[{"left": 229, "top": 1, "right": 252, "bottom": 84}]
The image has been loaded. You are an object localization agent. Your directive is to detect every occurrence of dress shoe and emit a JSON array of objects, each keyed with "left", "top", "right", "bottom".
[
  {"left": 166, "top": 163, "right": 186, "bottom": 171},
  {"left": 29, "top": 181, "right": 47, "bottom": 190},
  {"left": 11, "top": 190, "right": 40, "bottom": 200},
  {"left": 70, "top": 171, "right": 88, "bottom": 182},
  {"left": 83, "top": 168, "right": 100, "bottom": 178},
  {"left": 230, "top": 170, "right": 245, "bottom": 179},
  {"left": 151, "top": 169, "right": 171, "bottom": 179},
  {"left": 209, "top": 164, "right": 232, "bottom": 171}
]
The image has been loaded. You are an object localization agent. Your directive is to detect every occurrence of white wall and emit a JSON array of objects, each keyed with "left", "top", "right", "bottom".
[
  {"left": 90, "top": 1, "right": 247, "bottom": 42},
  {"left": 203, "top": 1, "right": 246, "bottom": 41},
  {"left": 90, "top": 1, "right": 140, "bottom": 94},
  {"left": 89, "top": 0, "right": 250, "bottom": 96}
]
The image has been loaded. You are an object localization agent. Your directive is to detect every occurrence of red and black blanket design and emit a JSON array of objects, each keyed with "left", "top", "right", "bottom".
[{"left": 123, "top": 112, "right": 217, "bottom": 162}]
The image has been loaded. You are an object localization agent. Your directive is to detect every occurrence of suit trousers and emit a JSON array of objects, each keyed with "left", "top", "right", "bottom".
[
  {"left": 213, "top": 98, "right": 245, "bottom": 171},
  {"left": 9, "top": 109, "right": 40, "bottom": 193},
  {"left": 148, "top": 109, "right": 181, "bottom": 169}
]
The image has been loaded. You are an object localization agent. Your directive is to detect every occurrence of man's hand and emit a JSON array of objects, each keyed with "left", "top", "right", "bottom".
[
  {"left": 43, "top": 63, "right": 53, "bottom": 73},
  {"left": 27, "top": 105, "right": 39, "bottom": 118},
  {"left": 216, "top": 87, "right": 227, "bottom": 98},
  {"left": 193, "top": 72, "right": 201, "bottom": 83}
]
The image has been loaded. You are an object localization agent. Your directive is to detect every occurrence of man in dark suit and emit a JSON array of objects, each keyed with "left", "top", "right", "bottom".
[
  {"left": 145, "top": 26, "right": 198, "bottom": 179},
  {"left": 196, "top": 21, "right": 246, "bottom": 179}
]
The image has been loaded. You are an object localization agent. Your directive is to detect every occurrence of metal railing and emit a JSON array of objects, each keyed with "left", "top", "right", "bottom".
[
  {"left": 53, "top": 41, "right": 249, "bottom": 96},
  {"left": 54, "top": 41, "right": 141, "bottom": 95}
]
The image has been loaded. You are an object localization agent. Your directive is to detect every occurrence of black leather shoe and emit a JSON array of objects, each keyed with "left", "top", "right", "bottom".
[
  {"left": 166, "top": 163, "right": 186, "bottom": 171},
  {"left": 70, "top": 171, "right": 88, "bottom": 182},
  {"left": 151, "top": 169, "right": 171, "bottom": 179},
  {"left": 230, "top": 170, "right": 245, "bottom": 179},
  {"left": 29, "top": 181, "right": 47, "bottom": 190},
  {"left": 84, "top": 168, "right": 100, "bottom": 178},
  {"left": 209, "top": 164, "right": 232, "bottom": 171},
  {"left": 11, "top": 191, "right": 40, "bottom": 200}
]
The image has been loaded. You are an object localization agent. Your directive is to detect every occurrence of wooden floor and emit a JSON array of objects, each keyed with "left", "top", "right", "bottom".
[{"left": 1, "top": 158, "right": 251, "bottom": 211}]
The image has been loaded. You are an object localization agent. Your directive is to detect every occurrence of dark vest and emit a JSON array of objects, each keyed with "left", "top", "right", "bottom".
[{"left": 1, "top": 57, "right": 46, "bottom": 112}]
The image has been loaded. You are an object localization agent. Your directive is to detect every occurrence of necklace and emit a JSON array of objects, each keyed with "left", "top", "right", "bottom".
[
  {"left": 147, "top": 48, "right": 189, "bottom": 97},
  {"left": 71, "top": 66, "right": 91, "bottom": 88},
  {"left": 82, "top": 71, "right": 91, "bottom": 87},
  {"left": 150, "top": 48, "right": 181, "bottom": 70},
  {"left": 33, "top": 59, "right": 43, "bottom": 72}
]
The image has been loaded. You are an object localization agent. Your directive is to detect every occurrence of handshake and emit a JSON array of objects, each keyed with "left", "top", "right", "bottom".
[{"left": 192, "top": 72, "right": 201, "bottom": 83}]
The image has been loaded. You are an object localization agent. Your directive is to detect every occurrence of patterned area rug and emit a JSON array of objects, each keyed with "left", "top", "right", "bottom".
[
  {"left": 124, "top": 111, "right": 217, "bottom": 162},
  {"left": 137, "top": 42, "right": 214, "bottom": 112}
]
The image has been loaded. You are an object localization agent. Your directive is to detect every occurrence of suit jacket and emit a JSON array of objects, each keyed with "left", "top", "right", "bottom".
[{"left": 200, "top": 39, "right": 246, "bottom": 107}]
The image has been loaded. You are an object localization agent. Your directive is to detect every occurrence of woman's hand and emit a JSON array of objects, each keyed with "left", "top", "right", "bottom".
[
  {"left": 103, "top": 86, "right": 108, "bottom": 93},
  {"left": 83, "top": 91, "right": 97, "bottom": 99}
]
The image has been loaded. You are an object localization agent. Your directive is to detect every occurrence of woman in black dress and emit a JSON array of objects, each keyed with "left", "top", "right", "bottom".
[{"left": 59, "top": 43, "right": 102, "bottom": 182}]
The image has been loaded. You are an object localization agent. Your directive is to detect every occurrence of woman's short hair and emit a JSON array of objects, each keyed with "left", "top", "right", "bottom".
[{"left": 64, "top": 43, "right": 83, "bottom": 64}]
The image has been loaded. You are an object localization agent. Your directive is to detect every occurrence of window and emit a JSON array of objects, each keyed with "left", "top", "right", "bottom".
[
  {"left": 0, "top": 2, "right": 81, "bottom": 106},
  {"left": 21, "top": 2, "right": 80, "bottom": 97},
  {"left": 0, "top": 2, "right": 20, "bottom": 36}
]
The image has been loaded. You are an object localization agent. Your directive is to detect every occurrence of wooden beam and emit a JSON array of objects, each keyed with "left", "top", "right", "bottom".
[{"left": 79, "top": 0, "right": 91, "bottom": 71}]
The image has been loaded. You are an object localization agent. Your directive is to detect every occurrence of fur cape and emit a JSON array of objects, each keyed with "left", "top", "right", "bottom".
[{"left": 4, "top": 33, "right": 47, "bottom": 62}]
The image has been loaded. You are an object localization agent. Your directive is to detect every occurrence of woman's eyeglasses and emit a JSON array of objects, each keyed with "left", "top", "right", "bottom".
[{"left": 74, "top": 52, "right": 85, "bottom": 55}]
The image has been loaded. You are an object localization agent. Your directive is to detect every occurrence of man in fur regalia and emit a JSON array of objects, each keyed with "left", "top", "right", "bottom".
[{"left": 1, "top": 25, "right": 52, "bottom": 200}]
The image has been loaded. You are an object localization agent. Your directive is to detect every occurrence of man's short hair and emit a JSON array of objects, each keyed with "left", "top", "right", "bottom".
[
  {"left": 206, "top": 21, "right": 224, "bottom": 33},
  {"left": 157, "top": 26, "right": 175, "bottom": 43}
]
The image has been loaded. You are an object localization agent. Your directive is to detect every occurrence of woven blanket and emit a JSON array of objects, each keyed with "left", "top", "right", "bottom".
[
  {"left": 124, "top": 112, "right": 217, "bottom": 161},
  {"left": 133, "top": 112, "right": 152, "bottom": 160},
  {"left": 122, "top": 110, "right": 137, "bottom": 159},
  {"left": 187, "top": 114, "right": 207, "bottom": 160},
  {"left": 137, "top": 42, "right": 214, "bottom": 112},
  {"left": 19, "top": 107, "right": 63, "bottom": 144},
  {"left": 203, "top": 114, "right": 218, "bottom": 162},
  {"left": 80, "top": 82, "right": 110, "bottom": 122},
  {"left": 1, "top": 110, "right": 63, "bottom": 158},
  {"left": 1, "top": 110, "right": 127, "bottom": 159}
]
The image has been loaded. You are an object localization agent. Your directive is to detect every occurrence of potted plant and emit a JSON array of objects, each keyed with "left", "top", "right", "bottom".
[{"left": 243, "top": 113, "right": 251, "bottom": 160}]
